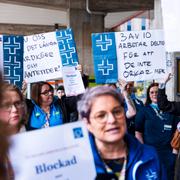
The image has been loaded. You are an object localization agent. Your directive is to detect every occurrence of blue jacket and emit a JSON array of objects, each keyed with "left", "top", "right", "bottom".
[
  {"left": 25, "top": 98, "right": 68, "bottom": 131},
  {"left": 89, "top": 133, "right": 167, "bottom": 180}
]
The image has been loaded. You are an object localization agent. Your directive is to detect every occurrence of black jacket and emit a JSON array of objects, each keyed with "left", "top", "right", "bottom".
[{"left": 158, "top": 88, "right": 180, "bottom": 116}]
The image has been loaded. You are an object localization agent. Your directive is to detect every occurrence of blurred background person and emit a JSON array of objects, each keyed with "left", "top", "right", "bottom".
[
  {"left": 108, "top": 80, "right": 136, "bottom": 120},
  {"left": 0, "top": 83, "right": 27, "bottom": 134},
  {"left": 0, "top": 73, "right": 11, "bottom": 180},
  {"left": 56, "top": 85, "right": 65, "bottom": 99},
  {"left": 135, "top": 82, "right": 179, "bottom": 180},
  {"left": 158, "top": 73, "right": 180, "bottom": 180},
  {"left": 56, "top": 84, "right": 80, "bottom": 122},
  {"left": 0, "top": 82, "right": 27, "bottom": 179},
  {"left": 118, "top": 80, "right": 144, "bottom": 136},
  {"left": 78, "top": 85, "right": 166, "bottom": 179},
  {"left": 0, "top": 122, "right": 10, "bottom": 180},
  {"left": 117, "top": 80, "right": 137, "bottom": 120}
]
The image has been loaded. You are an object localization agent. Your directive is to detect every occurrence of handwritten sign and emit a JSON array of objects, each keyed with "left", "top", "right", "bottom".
[
  {"left": 24, "top": 31, "right": 62, "bottom": 83},
  {"left": 9, "top": 121, "right": 96, "bottom": 180},
  {"left": 62, "top": 66, "right": 85, "bottom": 96},
  {"left": 161, "top": 0, "right": 180, "bottom": 52},
  {"left": 116, "top": 30, "right": 166, "bottom": 81},
  {"left": 92, "top": 29, "right": 166, "bottom": 83}
]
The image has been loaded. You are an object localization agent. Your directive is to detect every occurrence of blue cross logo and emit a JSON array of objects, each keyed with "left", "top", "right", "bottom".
[
  {"left": 73, "top": 127, "right": 84, "bottom": 139},
  {"left": 98, "top": 59, "right": 113, "bottom": 75},
  {"left": 56, "top": 30, "right": 72, "bottom": 44},
  {"left": 60, "top": 44, "right": 78, "bottom": 66},
  {"left": 145, "top": 169, "right": 158, "bottom": 180},
  {"left": 4, "top": 56, "right": 21, "bottom": 83},
  {"left": 96, "top": 34, "right": 112, "bottom": 51},
  {"left": 4, "top": 37, "right": 21, "bottom": 54}
]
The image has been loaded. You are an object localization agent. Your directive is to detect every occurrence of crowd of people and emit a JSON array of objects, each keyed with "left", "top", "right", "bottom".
[{"left": 0, "top": 70, "right": 180, "bottom": 180}]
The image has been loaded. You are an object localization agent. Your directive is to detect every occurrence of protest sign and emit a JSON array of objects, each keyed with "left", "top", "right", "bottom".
[
  {"left": 0, "top": 35, "right": 24, "bottom": 88},
  {"left": 9, "top": 121, "right": 96, "bottom": 180},
  {"left": 92, "top": 32, "right": 118, "bottom": 84},
  {"left": 161, "top": 0, "right": 180, "bottom": 52},
  {"left": 116, "top": 30, "right": 166, "bottom": 81},
  {"left": 62, "top": 66, "right": 85, "bottom": 96},
  {"left": 92, "top": 29, "right": 166, "bottom": 83},
  {"left": 24, "top": 28, "right": 79, "bottom": 83}
]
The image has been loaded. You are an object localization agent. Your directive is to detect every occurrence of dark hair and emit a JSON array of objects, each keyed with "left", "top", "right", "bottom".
[
  {"left": 0, "top": 74, "right": 10, "bottom": 179},
  {"left": 77, "top": 85, "right": 124, "bottom": 121},
  {"left": 57, "top": 85, "right": 64, "bottom": 91},
  {"left": 31, "top": 81, "right": 53, "bottom": 105},
  {"left": 0, "top": 122, "right": 10, "bottom": 179},
  {"left": 1, "top": 83, "right": 24, "bottom": 101},
  {"left": 145, "top": 82, "right": 159, "bottom": 105}
]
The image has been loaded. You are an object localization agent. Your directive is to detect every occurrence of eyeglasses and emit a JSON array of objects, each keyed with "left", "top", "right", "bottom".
[
  {"left": 57, "top": 90, "right": 64, "bottom": 94},
  {"left": 40, "top": 89, "right": 54, "bottom": 96},
  {"left": 90, "top": 107, "right": 124, "bottom": 124},
  {"left": 150, "top": 91, "right": 158, "bottom": 94},
  {"left": 1, "top": 101, "right": 24, "bottom": 112}
]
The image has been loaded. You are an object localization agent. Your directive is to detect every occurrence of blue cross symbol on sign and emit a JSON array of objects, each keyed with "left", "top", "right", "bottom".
[
  {"left": 60, "top": 44, "right": 77, "bottom": 66},
  {"left": 73, "top": 127, "right": 84, "bottom": 139},
  {"left": 96, "top": 34, "right": 112, "bottom": 51},
  {"left": 4, "top": 55, "right": 21, "bottom": 84},
  {"left": 4, "top": 37, "right": 21, "bottom": 55},
  {"left": 98, "top": 59, "right": 113, "bottom": 75},
  {"left": 56, "top": 30, "right": 72, "bottom": 44}
]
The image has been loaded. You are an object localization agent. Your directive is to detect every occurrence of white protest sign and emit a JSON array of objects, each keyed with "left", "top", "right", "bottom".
[
  {"left": 9, "top": 121, "right": 96, "bottom": 180},
  {"left": 62, "top": 66, "right": 85, "bottom": 96},
  {"left": 116, "top": 29, "right": 166, "bottom": 81},
  {"left": 161, "top": 0, "right": 180, "bottom": 52},
  {"left": 24, "top": 32, "right": 62, "bottom": 83}
]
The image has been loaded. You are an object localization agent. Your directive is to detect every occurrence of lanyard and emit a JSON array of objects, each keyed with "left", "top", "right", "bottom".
[
  {"left": 103, "top": 157, "right": 127, "bottom": 180},
  {"left": 43, "top": 113, "right": 50, "bottom": 128},
  {"left": 150, "top": 104, "right": 164, "bottom": 120}
]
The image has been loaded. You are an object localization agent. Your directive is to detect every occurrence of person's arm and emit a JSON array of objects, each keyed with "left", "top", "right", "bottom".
[
  {"left": 158, "top": 73, "right": 180, "bottom": 115},
  {"left": 135, "top": 131, "right": 144, "bottom": 144},
  {"left": 118, "top": 79, "right": 136, "bottom": 118},
  {"left": 21, "top": 80, "right": 27, "bottom": 97},
  {"left": 135, "top": 108, "right": 146, "bottom": 143}
]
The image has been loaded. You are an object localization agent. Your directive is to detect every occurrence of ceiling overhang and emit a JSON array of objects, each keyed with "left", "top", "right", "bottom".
[
  {"left": 88, "top": 0, "right": 154, "bottom": 12},
  {"left": 0, "top": 0, "right": 154, "bottom": 12}
]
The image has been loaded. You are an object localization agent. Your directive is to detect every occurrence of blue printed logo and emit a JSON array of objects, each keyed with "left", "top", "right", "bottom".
[{"left": 73, "top": 127, "right": 83, "bottom": 139}]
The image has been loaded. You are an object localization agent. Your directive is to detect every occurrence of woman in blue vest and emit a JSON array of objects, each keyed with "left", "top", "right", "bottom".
[
  {"left": 135, "top": 82, "right": 179, "bottom": 180},
  {"left": 78, "top": 85, "right": 166, "bottom": 180},
  {"left": 25, "top": 81, "right": 68, "bottom": 130}
]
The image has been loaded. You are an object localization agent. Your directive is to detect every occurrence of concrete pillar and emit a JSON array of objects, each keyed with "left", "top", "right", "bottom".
[
  {"left": 67, "top": 8, "right": 105, "bottom": 75},
  {"left": 151, "top": 0, "right": 175, "bottom": 101},
  {"left": 151, "top": 0, "right": 163, "bottom": 29}
]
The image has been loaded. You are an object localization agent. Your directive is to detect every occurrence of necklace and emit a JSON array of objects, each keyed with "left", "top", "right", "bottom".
[{"left": 99, "top": 143, "right": 128, "bottom": 180}]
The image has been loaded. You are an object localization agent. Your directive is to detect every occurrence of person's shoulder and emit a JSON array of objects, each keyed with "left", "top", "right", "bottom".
[{"left": 126, "top": 134, "right": 158, "bottom": 158}]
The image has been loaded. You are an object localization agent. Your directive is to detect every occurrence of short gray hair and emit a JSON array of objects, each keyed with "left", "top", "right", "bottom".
[{"left": 77, "top": 85, "right": 124, "bottom": 121}]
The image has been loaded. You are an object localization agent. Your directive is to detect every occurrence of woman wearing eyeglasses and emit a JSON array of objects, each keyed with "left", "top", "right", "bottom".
[
  {"left": 25, "top": 81, "right": 68, "bottom": 130},
  {"left": 0, "top": 83, "right": 27, "bottom": 180},
  {"left": 78, "top": 85, "right": 166, "bottom": 180},
  {"left": 0, "top": 83, "right": 26, "bottom": 134},
  {"left": 135, "top": 82, "right": 179, "bottom": 180}
]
